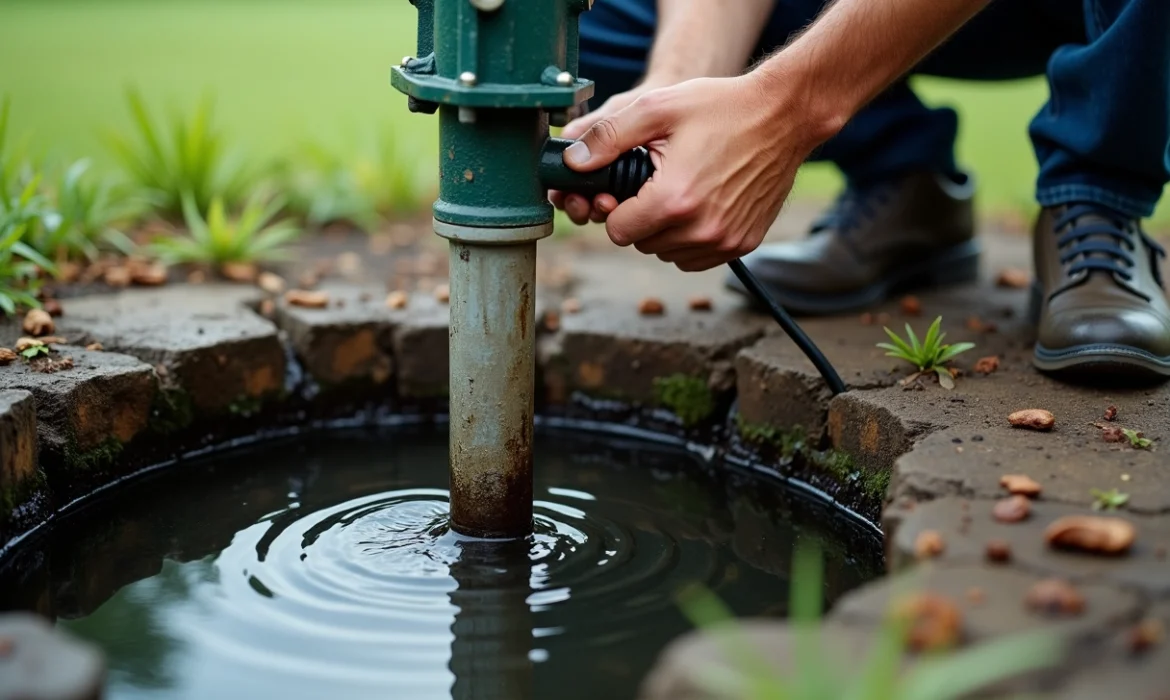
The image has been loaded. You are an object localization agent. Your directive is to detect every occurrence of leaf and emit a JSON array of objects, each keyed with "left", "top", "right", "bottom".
[
  {"left": 0, "top": 292, "right": 15, "bottom": 316},
  {"left": 904, "top": 323, "right": 923, "bottom": 360},
  {"left": 922, "top": 316, "right": 943, "bottom": 354},
  {"left": 11, "top": 240, "right": 57, "bottom": 274},
  {"left": 901, "top": 630, "right": 1063, "bottom": 700},
  {"left": 935, "top": 342, "right": 976, "bottom": 365},
  {"left": 935, "top": 366, "right": 956, "bottom": 390},
  {"left": 881, "top": 327, "right": 915, "bottom": 357}
]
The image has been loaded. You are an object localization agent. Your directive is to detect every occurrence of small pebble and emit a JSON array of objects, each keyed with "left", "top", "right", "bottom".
[
  {"left": 14, "top": 337, "right": 43, "bottom": 352},
  {"left": 914, "top": 530, "right": 945, "bottom": 560},
  {"left": 1128, "top": 618, "right": 1164, "bottom": 654},
  {"left": 892, "top": 593, "right": 963, "bottom": 651},
  {"left": 876, "top": 312, "right": 891, "bottom": 324},
  {"left": 859, "top": 312, "right": 874, "bottom": 325},
  {"left": 104, "top": 265, "right": 131, "bottom": 287},
  {"left": 1121, "top": 473, "right": 1131, "bottom": 482},
  {"left": 638, "top": 297, "right": 665, "bottom": 315},
  {"left": 966, "top": 587, "right": 985, "bottom": 605},
  {"left": 258, "top": 272, "right": 286, "bottom": 295},
  {"left": 985, "top": 539, "right": 1012, "bottom": 563},
  {"left": 1026, "top": 578, "right": 1085, "bottom": 617},
  {"left": 22, "top": 309, "right": 55, "bottom": 337},
  {"left": 1104, "top": 405, "right": 1118, "bottom": 421},
  {"left": 1101, "top": 426, "right": 1126, "bottom": 443},
  {"left": 993, "top": 495, "right": 1032, "bottom": 523},
  {"left": 973, "top": 356, "right": 1000, "bottom": 375},
  {"left": 996, "top": 268, "right": 1031, "bottom": 289},
  {"left": 284, "top": 290, "right": 330, "bottom": 309},
  {"left": 1008, "top": 409, "right": 1055, "bottom": 431},
  {"left": 385, "top": 291, "right": 409, "bottom": 310},
  {"left": 0, "top": 348, "right": 16, "bottom": 365},
  {"left": 42, "top": 299, "right": 63, "bottom": 317},
  {"left": 131, "top": 263, "right": 168, "bottom": 286},
  {"left": 187, "top": 269, "right": 207, "bottom": 284},
  {"left": 999, "top": 474, "right": 1042, "bottom": 497},
  {"left": 433, "top": 284, "right": 450, "bottom": 304},
  {"left": 220, "top": 261, "right": 258, "bottom": 283},
  {"left": 900, "top": 295, "right": 922, "bottom": 316},
  {"left": 688, "top": 296, "right": 713, "bottom": 312},
  {"left": 0, "top": 637, "right": 12, "bottom": 657},
  {"left": 85, "top": 342, "right": 104, "bottom": 352},
  {"left": 1045, "top": 515, "right": 1136, "bottom": 555}
]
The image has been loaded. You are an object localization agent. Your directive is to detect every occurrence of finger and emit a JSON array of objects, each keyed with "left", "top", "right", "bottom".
[
  {"left": 564, "top": 194, "right": 592, "bottom": 225},
  {"left": 549, "top": 189, "right": 566, "bottom": 210},
  {"left": 676, "top": 256, "right": 726, "bottom": 272},
  {"left": 589, "top": 194, "right": 618, "bottom": 223},
  {"left": 634, "top": 226, "right": 703, "bottom": 256},
  {"left": 561, "top": 110, "right": 603, "bottom": 141},
  {"left": 562, "top": 93, "right": 672, "bottom": 172},
  {"left": 606, "top": 177, "right": 692, "bottom": 246}
]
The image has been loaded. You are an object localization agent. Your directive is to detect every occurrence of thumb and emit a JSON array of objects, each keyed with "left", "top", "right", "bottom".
[{"left": 562, "top": 94, "right": 669, "bottom": 172}]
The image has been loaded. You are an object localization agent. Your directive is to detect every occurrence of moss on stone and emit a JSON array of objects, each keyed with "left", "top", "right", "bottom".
[
  {"left": 150, "top": 387, "right": 195, "bottom": 435},
  {"left": 229, "top": 394, "right": 264, "bottom": 418},
  {"left": 64, "top": 436, "right": 125, "bottom": 471},
  {"left": 1, "top": 467, "right": 45, "bottom": 515},
  {"left": 861, "top": 468, "right": 892, "bottom": 500},
  {"left": 653, "top": 374, "right": 714, "bottom": 426},
  {"left": 735, "top": 415, "right": 806, "bottom": 459}
]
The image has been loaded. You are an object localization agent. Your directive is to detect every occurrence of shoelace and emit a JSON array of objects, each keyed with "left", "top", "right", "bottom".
[
  {"left": 1055, "top": 203, "right": 1165, "bottom": 290},
  {"left": 810, "top": 183, "right": 893, "bottom": 235}
]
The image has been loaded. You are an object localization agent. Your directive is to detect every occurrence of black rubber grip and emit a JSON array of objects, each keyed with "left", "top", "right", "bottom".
[{"left": 538, "top": 138, "right": 654, "bottom": 202}]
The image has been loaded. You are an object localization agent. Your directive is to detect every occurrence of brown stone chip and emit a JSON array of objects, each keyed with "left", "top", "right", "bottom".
[
  {"left": 221, "top": 261, "right": 258, "bottom": 283},
  {"left": 688, "top": 296, "right": 713, "bottom": 312},
  {"left": 85, "top": 343, "right": 104, "bottom": 352},
  {"left": 993, "top": 495, "right": 1032, "bottom": 523},
  {"left": 638, "top": 297, "right": 665, "bottom": 315},
  {"left": 1000, "top": 474, "right": 1042, "bottom": 497},
  {"left": 859, "top": 312, "right": 874, "bottom": 325},
  {"left": 1128, "top": 618, "right": 1164, "bottom": 654},
  {"left": 284, "top": 290, "right": 330, "bottom": 309},
  {"left": 187, "top": 269, "right": 207, "bottom": 284},
  {"left": 900, "top": 295, "right": 922, "bottom": 316},
  {"left": 985, "top": 539, "right": 1012, "bottom": 563},
  {"left": 433, "top": 284, "right": 450, "bottom": 304},
  {"left": 1104, "top": 405, "right": 1118, "bottom": 421},
  {"left": 996, "top": 268, "right": 1031, "bottom": 289},
  {"left": 973, "top": 356, "right": 1000, "bottom": 375},
  {"left": 561, "top": 297, "right": 581, "bottom": 315},
  {"left": 1101, "top": 425, "right": 1127, "bottom": 443},
  {"left": 14, "top": 338, "right": 43, "bottom": 353},
  {"left": 131, "top": 263, "right": 168, "bottom": 286},
  {"left": 0, "top": 637, "right": 12, "bottom": 657},
  {"left": 385, "top": 291, "right": 409, "bottom": 310},
  {"left": 103, "top": 265, "right": 131, "bottom": 287},
  {"left": 37, "top": 336, "right": 67, "bottom": 345},
  {"left": 0, "top": 348, "right": 17, "bottom": 365},
  {"left": 258, "top": 272, "right": 286, "bottom": 295},
  {"left": 965, "top": 316, "right": 997, "bottom": 333},
  {"left": 22, "top": 309, "right": 54, "bottom": 337},
  {"left": 1045, "top": 515, "right": 1136, "bottom": 555},
  {"left": 1008, "top": 409, "right": 1055, "bottom": 431},
  {"left": 914, "top": 530, "right": 945, "bottom": 560},
  {"left": 891, "top": 593, "right": 963, "bottom": 651},
  {"left": 41, "top": 298, "right": 63, "bottom": 317},
  {"left": 1026, "top": 578, "right": 1085, "bottom": 616}
]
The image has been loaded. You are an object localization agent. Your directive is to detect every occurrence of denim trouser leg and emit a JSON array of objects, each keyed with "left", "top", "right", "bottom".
[{"left": 1030, "top": 0, "right": 1170, "bottom": 218}]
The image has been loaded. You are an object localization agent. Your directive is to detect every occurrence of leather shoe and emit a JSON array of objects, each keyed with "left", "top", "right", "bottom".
[
  {"left": 726, "top": 171, "right": 979, "bottom": 315},
  {"left": 1031, "top": 203, "right": 1170, "bottom": 380}
]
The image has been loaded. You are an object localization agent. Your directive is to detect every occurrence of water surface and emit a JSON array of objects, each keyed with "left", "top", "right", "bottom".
[{"left": 0, "top": 428, "right": 881, "bottom": 700}]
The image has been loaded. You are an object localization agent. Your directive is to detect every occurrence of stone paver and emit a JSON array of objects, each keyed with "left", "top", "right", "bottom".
[
  {"left": 0, "top": 390, "right": 37, "bottom": 519},
  {"left": 53, "top": 286, "right": 285, "bottom": 417},
  {"left": 0, "top": 347, "right": 155, "bottom": 469}
]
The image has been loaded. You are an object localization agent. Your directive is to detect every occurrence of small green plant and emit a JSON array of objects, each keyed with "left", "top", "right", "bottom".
[
  {"left": 20, "top": 343, "right": 50, "bottom": 360},
  {"left": 107, "top": 89, "right": 248, "bottom": 218},
  {"left": 878, "top": 316, "right": 975, "bottom": 389},
  {"left": 678, "top": 544, "right": 1063, "bottom": 700},
  {"left": 1121, "top": 428, "right": 1153, "bottom": 450},
  {"left": 48, "top": 159, "right": 140, "bottom": 261},
  {"left": 0, "top": 221, "right": 55, "bottom": 315},
  {"left": 150, "top": 192, "right": 300, "bottom": 267},
  {"left": 653, "top": 374, "right": 715, "bottom": 426},
  {"left": 1090, "top": 488, "right": 1129, "bottom": 511}
]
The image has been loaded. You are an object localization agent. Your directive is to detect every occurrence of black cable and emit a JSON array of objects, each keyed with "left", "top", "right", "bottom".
[{"left": 727, "top": 259, "right": 847, "bottom": 396}]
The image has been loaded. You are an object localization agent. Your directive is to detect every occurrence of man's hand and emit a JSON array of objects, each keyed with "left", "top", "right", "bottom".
[
  {"left": 556, "top": 74, "right": 834, "bottom": 271},
  {"left": 550, "top": 79, "right": 669, "bottom": 225}
]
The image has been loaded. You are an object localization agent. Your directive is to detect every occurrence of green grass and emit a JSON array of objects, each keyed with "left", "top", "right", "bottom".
[{"left": 0, "top": 0, "right": 1165, "bottom": 224}]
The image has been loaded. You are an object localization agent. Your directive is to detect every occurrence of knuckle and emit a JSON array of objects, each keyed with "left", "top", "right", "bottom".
[
  {"left": 589, "top": 118, "right": 621, "bottom": 150},
  {"left": 663, "top": 192, "right": 699, "bottom": 219}
]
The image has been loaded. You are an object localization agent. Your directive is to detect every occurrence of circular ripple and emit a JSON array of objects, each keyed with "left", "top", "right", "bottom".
[{"left": 184, "top": 486, "right": 716, "bottom": 698}]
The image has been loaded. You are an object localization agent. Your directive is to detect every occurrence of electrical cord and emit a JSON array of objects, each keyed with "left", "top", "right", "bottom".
[{"left": 554, "top": 140, "right": 848, "bottom": 397}]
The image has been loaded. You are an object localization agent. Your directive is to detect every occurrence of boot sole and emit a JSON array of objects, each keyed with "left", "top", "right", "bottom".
[
  {"left": 1029, "top": 284, "right": 1170, "bottom": 381},
  {"left": 726, "top": 239, "right": 981, "bottom": 316}
]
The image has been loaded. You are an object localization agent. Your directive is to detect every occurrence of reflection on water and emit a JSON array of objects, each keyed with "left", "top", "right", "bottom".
[{"left": 0, "top": 429, "right": 882, "bottom": 700}]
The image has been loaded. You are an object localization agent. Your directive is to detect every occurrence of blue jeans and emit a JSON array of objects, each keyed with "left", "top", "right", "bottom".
[{"left": 578, "top": 0, "right": 1170, "bottom": 218}]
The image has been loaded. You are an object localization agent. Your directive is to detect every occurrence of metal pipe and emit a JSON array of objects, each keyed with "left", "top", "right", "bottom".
[{"left": 440, "top": 223, "right": 549, "bottom": 538}]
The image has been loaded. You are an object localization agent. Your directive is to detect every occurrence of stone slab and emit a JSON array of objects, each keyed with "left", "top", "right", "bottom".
[
  {"left": 53, "top": 287, "right": 284, "bottom": 416},
  {"left": 889, "top": 497, "right": 1170, "bottom": 597},
  {"left": 0, "top": 390, "right": 36, "bottom": 511},
  {"left": 0, "top": 347, "right": 156, "bottom": 463},
  {"left": 0, "top": 613, "right": 104, "bottom": 700}
]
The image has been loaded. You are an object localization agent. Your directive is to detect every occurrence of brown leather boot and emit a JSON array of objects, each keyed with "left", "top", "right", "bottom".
[
  {"left": 726, "top": 172, "right": 978, "bottom": 315},
  {"left": 1032, "top": 204, "right": 1170, "bottom": 380}
]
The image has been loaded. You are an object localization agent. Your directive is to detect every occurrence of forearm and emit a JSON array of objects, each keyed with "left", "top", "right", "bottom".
[
  {"left": 645, "top": 0, "right": 776, "bottom": 84},
  {"left": 753, "top": 0, "right": 991, "bottom": 144}
]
